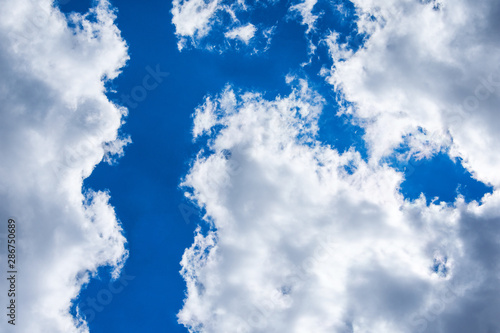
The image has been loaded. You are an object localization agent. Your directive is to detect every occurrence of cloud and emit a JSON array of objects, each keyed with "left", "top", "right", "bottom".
[
  {"left": 171, "top": 0, "right": 275, "bottom": 52},
  {"left": 326, "top": 0, "right": 500, "bottom": 187},
  {"left": 0, "top": 0, "right": 129, "bottom": 332},
  {"left": 171, "top": 0, "right": 221, "bottom": 49},
  {"left": 224, "top": 23, "right": 257, "bottom": 44},
  {"left": 179, "top": 81, "right": 500, "bottom": 332},
  {"left": 289, "top": 0, "right": 319, "bottom": 33}
]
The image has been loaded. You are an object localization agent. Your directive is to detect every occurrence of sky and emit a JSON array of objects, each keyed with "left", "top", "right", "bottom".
[{"left": 0, "top": 0, "right": 499, "bottom": 332}]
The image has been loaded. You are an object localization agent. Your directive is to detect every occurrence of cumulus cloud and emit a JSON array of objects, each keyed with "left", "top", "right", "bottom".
[
  {"left": 171, "top": 0, "right": 275, "bottom": 52},
  {"left": 0, "top": 0, "right": 129, "bottom": 332},
  {"left": 178, "top": 79, "right": 500, "bottom": 332},
  {"left": 326, "top": 0, "right": 500, "bottom": 187}
]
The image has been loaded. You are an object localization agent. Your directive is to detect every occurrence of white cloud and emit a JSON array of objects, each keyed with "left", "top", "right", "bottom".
[
  {"left": 171, "top": 0, "right": 221, "bottom": 49},
  {"left": 224, "top": 23, "right": 257, "bottom": 44},
  {"left": 322, "top": 31, "right": 353, "bottom": 64},
  {"left": 179, "top": 81, "right": 500, "bottom": 332},
  {"left": 171, "top": 0, "right": 275, "bottom": 52},
  {"left": 289, "top": 0, "right": 319, "bottom": 33},
  {"left": 0, "top": 0, "right": 129, "bottom": 332},
  {"left": 326, "top": 0, "right": 500, "bottom": 187}
]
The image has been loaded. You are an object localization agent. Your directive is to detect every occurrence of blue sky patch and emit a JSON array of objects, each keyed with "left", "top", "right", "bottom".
[{"left": 397, "top": 153, "right": 493, "bottom": 204}]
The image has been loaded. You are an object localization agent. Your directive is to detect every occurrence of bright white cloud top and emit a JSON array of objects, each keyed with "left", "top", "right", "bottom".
[
  {"left": 178, "top": 0, "right": 500, "bottom": 332},
  {"left": 0, "top": 0, "right": 129, "bottom": 332}
]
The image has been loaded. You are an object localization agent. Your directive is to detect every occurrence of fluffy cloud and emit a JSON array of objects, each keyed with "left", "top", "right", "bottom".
[
  {"left": 171, "top": 0, "right": 221, "bottom": 48},
  {"left": 171, "top": 0, "right": 275, "bottom": 52},
  {"left": 178, "top": 79, "right": 500, "bottom": 332},
  {"left": 327, "top": 0, "right": 500, "bottom": 187},
  {"left": 0, "top": 0, "right": 129, "bottom": 332},
  {"left": 224, "top": 24, "right": 257, "bottom": 44}
]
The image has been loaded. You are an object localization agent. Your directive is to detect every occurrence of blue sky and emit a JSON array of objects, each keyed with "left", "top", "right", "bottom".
[{"left": 1, "top": 0, "right": 500, "bottom": 332}]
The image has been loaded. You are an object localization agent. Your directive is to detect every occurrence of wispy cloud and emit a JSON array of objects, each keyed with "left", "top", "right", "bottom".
[{"left": 171, "top": 0, "right": 275, "bottom": 52}]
